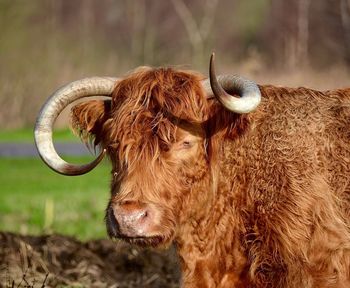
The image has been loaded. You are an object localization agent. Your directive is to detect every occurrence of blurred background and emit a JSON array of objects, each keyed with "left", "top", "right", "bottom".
[
  {"left": 1, "top": 0, "right": 350, "bottom": 130},
  {"left": 0, "top": 0, "right": 350, "bottom": 286}
]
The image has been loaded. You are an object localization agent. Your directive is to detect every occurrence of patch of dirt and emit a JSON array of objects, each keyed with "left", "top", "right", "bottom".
[{"left": 0, "top": 232, "right": 181, "bottom": 288}]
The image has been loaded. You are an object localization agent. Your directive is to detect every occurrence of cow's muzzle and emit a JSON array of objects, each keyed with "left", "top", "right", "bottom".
[{"left": 106, "top": 200, "right": 163, "bottom": 245}]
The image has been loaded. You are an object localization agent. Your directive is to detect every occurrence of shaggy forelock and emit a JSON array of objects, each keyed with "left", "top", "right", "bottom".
[{"left": 101, "top": 67, "right": 209, "bottom": 171}]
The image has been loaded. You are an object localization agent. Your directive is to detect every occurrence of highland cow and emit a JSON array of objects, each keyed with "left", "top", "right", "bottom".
[{"left": 35, "top": 54, "right": 350, "bottom": 287}]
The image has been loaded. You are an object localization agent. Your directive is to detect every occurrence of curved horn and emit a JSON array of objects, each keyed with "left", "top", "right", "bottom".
[
  {"left": 204, "top": 53, "right": 261, "bottom": 114},
  {"left": 34, "top": 77, "right": 119, "bottom": 176}
]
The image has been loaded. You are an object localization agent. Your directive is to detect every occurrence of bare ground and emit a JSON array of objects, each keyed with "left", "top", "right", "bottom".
[{"left": 0, "top": 232, "right": 180, "bottom": 288}]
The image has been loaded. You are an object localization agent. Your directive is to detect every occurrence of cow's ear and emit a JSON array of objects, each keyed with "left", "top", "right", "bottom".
[{"left": 71, "top": 100, "right": 111, "bottom": 145}]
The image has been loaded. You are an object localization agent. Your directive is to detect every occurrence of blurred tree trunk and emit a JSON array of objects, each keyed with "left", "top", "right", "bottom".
[
  {"left": 296, "top": 0, "right": 311, "bottom": 66},
  {"left": 144, "top": 21, "right": 155, "bottom": 64},
  {"left": 284, "top": 0, "right": 310, "bottom": 69},
  {"left": 340, "top": 0, "right": 350, "bottom": 65},
  {"left": 130, "top": 0, "right": 146, "bottom": 64},
  {"left": 48, "top": 0, "right": 61, "bottom": 65},
  {"left": 81, "top": 0, "right": 93, "bottom": 60},
  {"left": 171, "top": 0, "right": 219, "bottom": 67}
]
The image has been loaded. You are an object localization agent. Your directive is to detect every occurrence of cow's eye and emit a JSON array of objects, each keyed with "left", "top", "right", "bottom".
[{"left": 182, "top": 140, "right": 193, "bottom": 149}]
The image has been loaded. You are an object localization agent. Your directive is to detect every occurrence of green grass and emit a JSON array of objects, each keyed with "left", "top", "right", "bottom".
[
  {"left": 0, "top": 128, "right": 78, "bottom": 142},
  {"left": 0, "top": 156, "right": 111, "bottom": 240}
]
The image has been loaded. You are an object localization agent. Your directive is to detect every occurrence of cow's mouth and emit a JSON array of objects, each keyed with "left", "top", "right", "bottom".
[{"left": 117, "top": 235, "right": 165, "bottom": 248}]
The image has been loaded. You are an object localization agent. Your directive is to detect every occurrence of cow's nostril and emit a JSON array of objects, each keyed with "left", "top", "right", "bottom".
[
  {"left": 135, "top": 210, "right": 145, "bottom": 219},
  {"left": 106, "top": 204, "right": 119, "bottom": 238}
]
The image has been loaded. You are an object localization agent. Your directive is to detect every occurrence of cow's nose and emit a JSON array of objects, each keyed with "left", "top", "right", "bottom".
[
  {"left": 111, "top": 201, "right": 150, "bottom": 237},
  {"left": 116, "top": 201, "right": 148, "bottom": 224}
]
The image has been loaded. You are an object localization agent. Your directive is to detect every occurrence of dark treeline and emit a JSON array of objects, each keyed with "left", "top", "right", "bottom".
[
  {"left": 19, "top": 0, "right": 347, "bottom": 69},
  {"left": 0, "top": 0, "right": 349, "bottom": 128}
]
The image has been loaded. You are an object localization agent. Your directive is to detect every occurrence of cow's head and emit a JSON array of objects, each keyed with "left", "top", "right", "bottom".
[{"left": 34, "top": 54, "right": 261, "bottom": 247}]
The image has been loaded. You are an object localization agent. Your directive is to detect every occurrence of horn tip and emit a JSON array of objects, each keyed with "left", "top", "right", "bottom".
[
  {"left": 210, "top": 52, "right": 215, "bottom": 61},
  {"left": 209, "top": 52, "right": 217, "bottom": 78}
]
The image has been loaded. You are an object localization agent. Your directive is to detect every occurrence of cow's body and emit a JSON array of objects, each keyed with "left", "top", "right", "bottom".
[
  {"left": 35, "top": 63, "right": 350, "bottom": 287},
  {"left": 175, "top": 85, "right": 350, "bottom": 287}
]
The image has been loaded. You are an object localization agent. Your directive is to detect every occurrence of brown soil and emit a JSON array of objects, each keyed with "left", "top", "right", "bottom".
[{"left": 0, "top": 232, "right": 180, "bottom": 288}]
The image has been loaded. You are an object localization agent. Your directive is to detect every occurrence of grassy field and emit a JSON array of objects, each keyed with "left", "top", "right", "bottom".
[
  {"left": 0, "top": 128, "right": 78, "bottom": 142},
  {"left": 0, "top": 156, "right": 111, "bottom": 240}
]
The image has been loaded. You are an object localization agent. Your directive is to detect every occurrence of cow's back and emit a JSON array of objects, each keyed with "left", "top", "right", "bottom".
[
  {"left": 322, "top": 88, "right": 350, "bottom": 218},
  {"left": 221, "top": 85, "right": 350, "bottom": 287},
  {"left": 257, "top": 85, "right": 350, "bottom": 219}
]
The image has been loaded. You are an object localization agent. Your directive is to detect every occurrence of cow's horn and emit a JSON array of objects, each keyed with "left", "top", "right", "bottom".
[
  {"left": 34, "top": 77, "right": 119, "bottom": 176},
  {"left": 206, "top": 53, "right": 261, "bottom": 114}
]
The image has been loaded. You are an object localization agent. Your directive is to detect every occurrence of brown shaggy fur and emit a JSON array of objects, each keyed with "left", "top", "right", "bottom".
[{"left": 71, "top": 67, "right": 350, "bottom": 288}]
